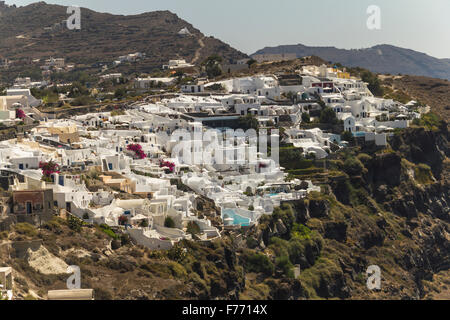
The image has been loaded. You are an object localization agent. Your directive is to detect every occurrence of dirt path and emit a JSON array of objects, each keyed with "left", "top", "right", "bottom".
[{"left": 192, "top": 36, "right": 205, "bottom": 64}]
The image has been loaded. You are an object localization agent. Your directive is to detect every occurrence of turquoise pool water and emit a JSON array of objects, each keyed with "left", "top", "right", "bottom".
[
  {"left": 222, "top": 209, "right": 251, "bottom": 227},
  {"left": 353, "top": 131, "right": 366, "bottom": 137}
]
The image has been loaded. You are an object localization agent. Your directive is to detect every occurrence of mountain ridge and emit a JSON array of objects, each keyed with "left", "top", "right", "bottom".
[
  {"left": 0, "top": 2, "right": 248, "bottom": 72},
  {"left": 252, "top": 43, "right": 450, "bottom": 80}
]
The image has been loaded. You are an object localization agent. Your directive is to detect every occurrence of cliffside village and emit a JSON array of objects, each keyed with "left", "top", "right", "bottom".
[{"left": 0, "top": 56, "right": 422, "bottom": 275}]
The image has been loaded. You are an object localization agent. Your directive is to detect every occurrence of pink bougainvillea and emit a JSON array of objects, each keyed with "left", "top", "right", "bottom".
[
  {"left": 126, "top": 143, "right": 147, "bottom": 159},
  {"left": 16, "top": 109, "right": 26, "bottom": 120},
  {"left": 118, "top": 215, "right": 128, "bottom": 226},
  {"left": 39, "top": 161, "right": 60, "bottom": 177},
  {"left": 258, "top": 162, "right": 268, "bottom": 169},
  {"left": 159, "top": 160, "right": 175, "bottom": 173}
]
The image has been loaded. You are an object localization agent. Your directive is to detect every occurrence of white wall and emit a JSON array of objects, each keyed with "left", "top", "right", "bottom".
[
  {"left": 375, "top": 120, "right": 409, "bottom": 129},
  {"left": 127, "top": 228, "right": 174, "bottom": 250},
  {"left": 10, "top": 157, "right": 40, "bottom": 170}
]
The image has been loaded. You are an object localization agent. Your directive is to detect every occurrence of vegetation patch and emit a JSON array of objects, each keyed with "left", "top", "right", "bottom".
[{"left": 414, "top": 163, "right": 434, "bottom": 184}]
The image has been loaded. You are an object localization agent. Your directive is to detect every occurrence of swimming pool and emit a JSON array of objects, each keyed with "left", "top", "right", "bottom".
[
  {"left": 222, "top": 208, "right": 251, "bottom": 227},
  {"left": 352, "top": 131, "right": 366, "bottom": 137}
]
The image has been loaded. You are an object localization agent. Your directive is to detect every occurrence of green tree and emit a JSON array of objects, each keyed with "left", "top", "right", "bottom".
[
  {"left": 168, "top": 244, "right": 187, "bottom": 262},
  {"left": 186, "top": 221, "right": 201, "bottom": 235},
  {"left": 67, "top": 215, "right": 83, "bottom": 232},
  {"left": 68, "top": 82, "right": 89, "bottom": 98},
  {"left": 279, "top": 147, "right": 311, "bottom": 170},
  {"left": 361, "top": 70, "right": 383, "bottom": 96},
  {"left": 164, "top": 217, "right": 176, "bottom": 228},
  {"left": 204, "top": 55, "right": 223, "bottom": 78},
  {"left": 286, "top": 91, "right": 297, "bottom": 103},
  {"left": 247, "top": 59, "right": 257, "bottom": 67},
  {"left": 243, "top": 251, "right": 274, "bottom": 276},
  {"left": 238, "top": 114, "right": 259, "bottom": 130},
  {"left": 319, "top": 107, "right": 338, "bottom": 124},
  {"left": 139, "top": 220, "right": 149, "bottom": 228},
  {"left": 275, "top": 255, "right": 294, "bottom": 278},
  {"left": 291, "top": 223, "right": 312, "bottom": 240},
  {"left": 301, "top": 112, "right": 310, "bottom": 123},
  {"left": 114, "top": 87, "right": 127, "bottom": 99},
  {"left": 341, "top": 130, "right": 353, "bottom": 142},
  {"left": 343, "top": 157, "right": 365, "bottom": 176}
]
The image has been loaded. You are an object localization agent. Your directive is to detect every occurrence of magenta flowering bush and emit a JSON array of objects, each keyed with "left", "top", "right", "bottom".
[
  {"left": 258, "top": 162, "right": 268, "bottom": 169},
  {"left": 126, "top": 143, "right": 147, "bottom": 159},
  {"left": 160, "top": 160, "right": 175, "bottom": 173},
  {"left": 16, "top": 109, "right": 26, "bottom": 120},
  {"left": 118, "top": 215, "right": 129, "bottom": 226},
  {"left": 39, "top": 161, "right": 60, "bottom": 177}
]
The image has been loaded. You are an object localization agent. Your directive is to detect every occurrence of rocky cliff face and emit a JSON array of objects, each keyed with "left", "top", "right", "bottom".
[{"left": 239, "top": 126, "right": 449, "bottom": 299}]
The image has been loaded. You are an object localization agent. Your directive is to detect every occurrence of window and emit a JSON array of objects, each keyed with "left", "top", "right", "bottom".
[{"left": 26, "top": 202, "right": 32, "bottom": 214}]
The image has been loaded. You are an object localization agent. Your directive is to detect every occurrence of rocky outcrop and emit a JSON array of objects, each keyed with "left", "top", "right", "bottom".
[
  {"left": 369, "top": 152, "right": 403, "bottom": 188},
  {"left": 281, "top": 198, "right": 330, "bottom": 222},
  {"left": 324, "top": 221, "right": 348, "bottom": 242},
  {"left": 387, "top": 183, "right": 449, "bottom": 221},
  {"left": 283, "top": 199, "right": 310, "bottom": 223},
  {"left": 309, "top": 199, "right": 330, "bottom": 218},
  {"left": 390, "top": 127, "right": 449, "bottom": 179}
]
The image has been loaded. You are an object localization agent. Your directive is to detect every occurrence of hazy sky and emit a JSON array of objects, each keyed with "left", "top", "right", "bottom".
[{"left": 6, "top": 0, "right": 450, "bottom": 58}]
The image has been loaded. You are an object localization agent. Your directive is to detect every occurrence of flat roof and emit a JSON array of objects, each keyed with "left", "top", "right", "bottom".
[{"left": 183, "top": 112, "right": 240, "bottom": 118}]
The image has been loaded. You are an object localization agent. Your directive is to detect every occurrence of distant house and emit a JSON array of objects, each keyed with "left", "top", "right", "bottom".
[
  {"left": 342, "top": 114, "right": 356, "bottom": 133},
  {"left": 181, "top": 84, "right": 204, "bottom": 93},
  {"left": 100, "top": 73, "right": 122, "bottom": 81},
  {"left": 251, "top": 53, "right": 297, "bottom": 63},
  {"left": 134, "top": 77, "right": 176, "bottom": 89},
  {"left": 44, "top": 57, "right": 65, "bottom": 69},
  {"left": 10, "top": 178, "right": 54, "bottom": 224},
  {"left": 7, "top": 88, "right": 42, "bottom": 107},
  {"left": 41, "top": 123, "right": 81, "bottom": 145},
  {"left": 162, "top": 59, "right": 194, "bottom": 70},
  {"left": 99, "top": 175, "right": 136, "bottom": 194},
  {"left": 0, "top": 95, "right": 29, "bottom": 109},
  {"left": 9, "top": 155, "right": 41, "bottom": 171},
  {"left": 178, "top": 27, "right": 192, "bottom": 36}
]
